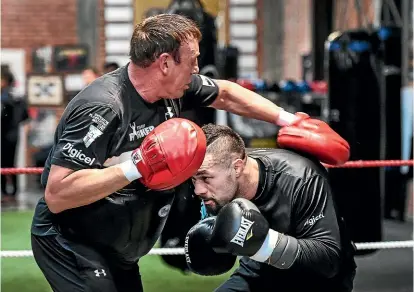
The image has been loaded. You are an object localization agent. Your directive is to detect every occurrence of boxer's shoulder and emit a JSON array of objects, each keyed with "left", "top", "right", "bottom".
[
  {"left": 247, "top": 148, "right": 327, "bottom": 180},
  {"left": 64, "top": 74, "right": 128, "bottom": 119}
]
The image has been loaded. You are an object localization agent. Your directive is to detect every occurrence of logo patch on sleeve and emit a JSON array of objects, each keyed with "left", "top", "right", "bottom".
[{"left": 83, "top": 125, "right": 103, "bottom": 148}]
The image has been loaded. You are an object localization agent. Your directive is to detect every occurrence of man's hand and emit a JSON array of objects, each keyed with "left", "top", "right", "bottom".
[
  {"left": 120, "top": 118, "right": 206, "bottom": 190},
  {"left": 184, "top": 217, "right": 237, "bottom": 276},
  {"left": 209, "top": 198, "right": 270, "bottom": 257},
  {"left": 210, "top": 198, "right": 299, "bottom": 270},
  {"left": 277, "top": 113, "right": 350, "bottom": 165}
]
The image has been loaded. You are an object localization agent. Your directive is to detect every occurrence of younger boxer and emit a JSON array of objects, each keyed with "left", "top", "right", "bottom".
[{"left": 186, "top": 124, "right": 357, "bottom": 292}]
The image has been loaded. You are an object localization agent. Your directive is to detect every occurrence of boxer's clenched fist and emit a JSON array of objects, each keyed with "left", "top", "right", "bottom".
[
  {"left": 210, "top": 198, "right": 299, "bottom": 270},
  {"left": 184, "top": 217, "right": 237, "bottom": 276},
  {"left": 210, "top": 199, "right": 270, "bottom": 257}
]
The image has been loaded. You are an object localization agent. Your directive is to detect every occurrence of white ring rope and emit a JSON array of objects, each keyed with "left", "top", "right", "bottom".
[
  {"left": 1, "top": 241, "right": 413, "bottom": 258},
  {"left": 354, "top": 240, "right": 414, "bottom": 250}
]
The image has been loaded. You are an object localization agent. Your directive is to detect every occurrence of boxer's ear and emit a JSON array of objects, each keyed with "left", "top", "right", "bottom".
[
  {"left": 233, "top": 159, "right": 245, "bottom": 178},
  {"left": 159, "top": 53, "right": 171, "bottom": 75}
]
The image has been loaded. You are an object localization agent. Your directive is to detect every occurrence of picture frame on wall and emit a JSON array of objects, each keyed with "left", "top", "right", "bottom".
[{"left": 27, "top": 74, "right": 65, "bottom": 107}]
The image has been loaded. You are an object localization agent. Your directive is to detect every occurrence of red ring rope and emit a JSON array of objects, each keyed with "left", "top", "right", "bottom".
[
  {"left": 323, "top": 160, "right": 414, "bottom": 168},
  {"left": 0, "top": 160, "right": 413, "bottom": 175},
  {"left": 0, "top": 167, "right": 44, "bottom": 175}
]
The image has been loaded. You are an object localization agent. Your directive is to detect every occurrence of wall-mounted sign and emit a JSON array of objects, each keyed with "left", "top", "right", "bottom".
[
  {"left": 27, "top": 74, "right": 65, "bottom": 106},
  {"left": 53, "top": 45, "right": 89, "bottom": 72}
]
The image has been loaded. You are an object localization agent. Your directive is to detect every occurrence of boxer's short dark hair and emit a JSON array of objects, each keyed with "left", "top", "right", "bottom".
[
  {"left": 202, "top": 124, "right": 246, "bottom": 167},
  {"left": 130, "top": 14, "right": 201, "bottom": 68}
]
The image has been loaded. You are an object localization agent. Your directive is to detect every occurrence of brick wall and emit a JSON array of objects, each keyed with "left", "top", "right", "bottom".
[
  {"left": 1, "top": 0, "right": 77, "bottom": 72},
  {"left": 1, "top": 0, "right": 106, "bottom": 73},
  {"left": 333, "top": 0, "right": 375, "bottom": 31},
  {"left": 97, "top": 0, "right": 106, "bottom": 70},
  {"left": 282, "top": 0, "right": 312, "bottom": 80},
  {"left": 266, "top": 0, "right": 375, "bottom": 80}
]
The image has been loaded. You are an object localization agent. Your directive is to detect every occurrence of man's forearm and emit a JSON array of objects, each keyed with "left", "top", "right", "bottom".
[
  {"left": 45, "top": 165, "right": 131, "bottom": 213},
  {"left": 211, "top": 80, "right": 297, "bottom": 126},
  {"left": 294, "top": 238, "right": 341, "bottom": 278},
  {"left": 250, "top": 230, "right": 341, "bottom": 278}
]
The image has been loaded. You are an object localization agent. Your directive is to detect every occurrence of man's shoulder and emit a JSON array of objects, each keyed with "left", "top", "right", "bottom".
[
  {"left": 69, "top": 72, "right": 128, "bottom": 114},
  {"left": 248, "top": 148, "right": 326, "bottom": 180},
  {"left": 82, "top": 78, "right": 120, "bottom": 103}
]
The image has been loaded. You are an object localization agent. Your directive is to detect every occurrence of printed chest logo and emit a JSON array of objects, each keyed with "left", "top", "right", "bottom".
[
  {"left": 129, "top": 122, "right": 155, "bottom": 142},
  {"left": 158, "top": 204, "right": 171, "bottom": 218},
  {"left": 94, "top": 269, "right": 106, "bottom": 277},
  {"left": 230, "top": 216, "right": 254, "bottom": 247},
  {"left": 63, "top": 143, "right": 95, "bottom": 166},
  {"left": 165, "top": 106, "right": 174, "bottom": 120}
]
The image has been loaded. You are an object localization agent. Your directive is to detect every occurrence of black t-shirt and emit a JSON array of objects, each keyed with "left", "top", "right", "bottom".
[
  {"left": 31, "top": 64, "right": 219, "bottom": 267},
  {"left": 227, "top": 149, "right": 356, "bottom": 291}
]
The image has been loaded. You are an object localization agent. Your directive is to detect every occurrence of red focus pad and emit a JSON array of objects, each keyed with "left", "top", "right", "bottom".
[
  {"left": 277, "top": 113, "right": 350, "bottom": 165},
  {"left": 137, "top": 118, "right": 206, "bottom": 190}
]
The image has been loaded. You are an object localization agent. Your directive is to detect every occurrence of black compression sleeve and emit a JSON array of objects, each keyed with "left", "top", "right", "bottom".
[{"left": 289, "top": 175, "right": 342, "bottom": 278}]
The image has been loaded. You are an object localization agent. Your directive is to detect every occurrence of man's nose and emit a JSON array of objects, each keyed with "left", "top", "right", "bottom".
[
  {"left": 193, "top": 65, "right": 199, "bottom": 74},
  {"left": 193, "top": 180, "right": 207, "bottom": 196},
  {"left": 193, "top": 59, "right": 199, "bottom": 74}
]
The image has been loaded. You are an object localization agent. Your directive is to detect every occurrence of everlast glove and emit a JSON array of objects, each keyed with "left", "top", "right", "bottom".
[
  {"left": 184, "top": 217, "right": 237, "bottom": 276},
  {"left": 211, "top": 198, "right": 299, "bottom": 270}
]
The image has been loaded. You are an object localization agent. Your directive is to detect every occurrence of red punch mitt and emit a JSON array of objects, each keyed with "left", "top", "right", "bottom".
[
  {"left": 121, "top": 118, "right": 206, "bottom": 190},
  {"left": 277, "top": 113, "right": 350, "bottom": 165}
]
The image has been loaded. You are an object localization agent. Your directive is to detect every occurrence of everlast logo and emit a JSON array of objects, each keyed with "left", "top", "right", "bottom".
[
  {"left": 63, "top": 143, "right": 96, "bottom": 166},
  {"left": 184, "top": 235, "right": 191, "bottom": 263},
  {"left": 230, "top": 216, "right": 254, "bottom": 247}
]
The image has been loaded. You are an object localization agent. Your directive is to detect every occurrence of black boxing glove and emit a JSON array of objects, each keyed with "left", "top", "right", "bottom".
[
  {"left": 210, "top": 198, "right": 269, "bottom": 256},
  {"left": 211, "top": 198, "right": 299, "bottom": 269},
  {"left": 184, "top": 217, "right": 237, "bottom": 276}
]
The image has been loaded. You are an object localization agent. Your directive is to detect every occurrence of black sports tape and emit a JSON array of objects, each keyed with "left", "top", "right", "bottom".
[{"left": 268, "top": 234, "right": 299, "bottom": 269}]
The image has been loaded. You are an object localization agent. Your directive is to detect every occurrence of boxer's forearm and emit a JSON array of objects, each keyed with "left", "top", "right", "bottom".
[
  {"left": 251, "top": 230, "right": 341, "bottom": 278},
  {"left": 210, "top": 80, "right": 296, "bottom": 126},
  {"left": 45, "top": 164, "right": 130, "bottom": 214},
  {"left": 295, "top": 238, "right": 341, "bottom": 278}
]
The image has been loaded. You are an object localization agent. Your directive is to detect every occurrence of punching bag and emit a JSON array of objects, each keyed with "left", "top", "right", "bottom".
[
  {"left": 326, "top": 30, "right": 382, "bottom": 255},
  {"left": 376, "top": 26, "right": 403, "bottom": 220}
]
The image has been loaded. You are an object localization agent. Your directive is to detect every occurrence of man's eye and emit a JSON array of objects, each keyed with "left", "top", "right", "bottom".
[{"left": 203, "top": 177, "right": 210, "bottom": 182}]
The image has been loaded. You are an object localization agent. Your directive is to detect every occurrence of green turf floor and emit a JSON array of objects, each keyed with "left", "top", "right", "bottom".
[{"left": 1, "top": 211, "right": 236, "bottom": 292}]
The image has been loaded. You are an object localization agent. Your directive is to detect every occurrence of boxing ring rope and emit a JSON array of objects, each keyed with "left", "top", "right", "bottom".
[
  {"left": 1, "top": 159, "right": 413, "bottom": 258},
  {"left": 1, "top": 240, "right": 414, "bottom": 258},
  {"left": 1, "top": 160, "right": 413, "bottom": 175}
]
